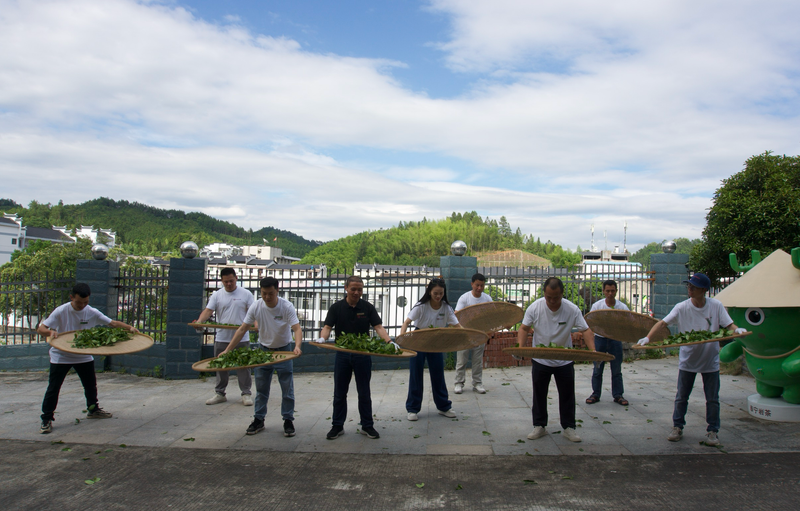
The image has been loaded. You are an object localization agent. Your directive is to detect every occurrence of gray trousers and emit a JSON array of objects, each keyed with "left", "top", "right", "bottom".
[
  {"left": 214, "top": 341, "right": 252, "bottom": 396},
  {"left": 455, "top": 344, "right": 485, "bottom": 386}
]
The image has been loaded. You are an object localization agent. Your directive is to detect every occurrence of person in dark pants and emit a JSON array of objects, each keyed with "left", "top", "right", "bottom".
[
  {"left": 36, "top": 283, "right": 139, "bottom": 434},
  {"left": 400, "top": 278, "right": 460, "bottom": 421},
  {"left": 316, "top": 276, "right": 391, "bottom": 440},
  {"left": 517, "top": 277, "right": 594, "bottom": 443},
  {"left": 586, "top": 280, "right": 629, "bottom": 406}
]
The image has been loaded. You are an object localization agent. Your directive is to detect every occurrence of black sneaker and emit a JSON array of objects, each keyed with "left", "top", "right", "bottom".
[
  {"left": 359, "top": 426, "right": 380, "bottom": 439},
  {"left": 40, "top": 419, "right": 53, "bottom": 434},
  {"left": 283, "top": 419, "right": 296, "bottom": 437},
  {"left": 86, "top": 406, "right": 112, "bottom": 419},
  {"left": 326, "top": 426, "right": 344, "bottom": 440},
  {"left": 246, "top": 418, "right": 265, "bottom": 435}
]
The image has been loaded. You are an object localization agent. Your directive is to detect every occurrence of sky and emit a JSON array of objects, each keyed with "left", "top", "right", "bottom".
[{"left": 1, "top": 0, "right": 799, "bottom": 253}]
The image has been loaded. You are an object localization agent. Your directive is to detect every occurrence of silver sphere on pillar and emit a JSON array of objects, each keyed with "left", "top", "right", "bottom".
[
  {"left": 662, "top": 240, "right": 677, "bottom": 254},
  {"left": 180, "top": 241, "right": 199, "bottom": 259},
  {"left": 450, "top": 240, "right": 467, "bottom": 256},
  {"left": 91, "top": 243, "right": 109, "bottom": 260}
]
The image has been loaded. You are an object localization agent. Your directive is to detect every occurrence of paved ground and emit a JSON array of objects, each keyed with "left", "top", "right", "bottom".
[{"left": 2, "top": 355, "right": 800, "bottom": 509}]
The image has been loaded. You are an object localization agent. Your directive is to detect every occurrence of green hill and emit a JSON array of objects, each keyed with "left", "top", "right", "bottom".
[
  {"left": 4, "top": 198, "right": 321, "bottom": 258},
  {"left": 300, "top": 211, "right": 582, "bottom": 272}
]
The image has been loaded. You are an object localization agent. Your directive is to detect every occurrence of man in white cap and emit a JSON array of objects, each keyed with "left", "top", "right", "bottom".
[{"left": 639, "top": 272, "right": 745, "bottom": 446}]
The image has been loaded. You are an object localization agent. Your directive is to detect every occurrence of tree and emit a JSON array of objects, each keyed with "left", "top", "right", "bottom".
[
  {"left": 630, "top": 238, "right": 700, "bottom": 268},
  {"left": 689, "top": 152, "right": 800, "bottom": 284}
]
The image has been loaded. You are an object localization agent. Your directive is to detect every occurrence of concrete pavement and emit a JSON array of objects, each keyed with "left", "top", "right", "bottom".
[{"left": 2, "top": 355, "right": 800, "bottom": 509}]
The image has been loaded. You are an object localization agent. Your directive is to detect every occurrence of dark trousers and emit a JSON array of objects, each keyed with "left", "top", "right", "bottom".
[
  {"left": 41, "top": 361, "right": 98, "bottom": 421},
  {"left": 532, "top": 361, "right": 576, "bottom": 430},
  {"left": 332, "top": 351, "right": 373, "bottom": 428},
  {"left": 406, "top": 351, "right": 451, "bottom": 414}
]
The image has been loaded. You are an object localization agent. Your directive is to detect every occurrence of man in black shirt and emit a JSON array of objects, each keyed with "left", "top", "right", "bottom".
[{"left": 318, "top": 276, "right": 391, "bottom": 440}]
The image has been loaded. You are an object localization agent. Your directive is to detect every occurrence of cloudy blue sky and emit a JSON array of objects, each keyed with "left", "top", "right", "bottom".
[{"left": 1, "top": 0, "right": 798, "bottom": 252}]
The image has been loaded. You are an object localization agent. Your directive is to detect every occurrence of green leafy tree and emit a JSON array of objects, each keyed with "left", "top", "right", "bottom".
[
  {"left": 630, "top": 238, "right": 700, "bottom": 268},
  {"left": 689, "top": 152, "right": 800, "bottom": 284}
]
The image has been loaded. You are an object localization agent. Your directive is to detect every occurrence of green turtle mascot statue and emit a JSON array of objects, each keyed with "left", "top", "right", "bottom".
[{"left": 716, "top": 247, "right": 800, "bottom": 420}]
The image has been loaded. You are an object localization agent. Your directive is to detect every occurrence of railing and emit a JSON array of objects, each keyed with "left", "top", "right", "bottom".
[
  {"left": 480, "top": 264, "right": 654, "bottom": 316},
  {"left": 0, "top": 271, "right": 75, "bottom": 345},
  {"left": 201, "top": 264, "right": 652, "bottom": 343},
  {"left": 115, "top": 266, "right": 168, "bottom": 343}
]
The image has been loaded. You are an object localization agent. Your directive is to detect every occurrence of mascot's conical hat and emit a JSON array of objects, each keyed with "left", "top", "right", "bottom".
[{"left": 715, "top": 250, "right": 800, "bottom": 308}]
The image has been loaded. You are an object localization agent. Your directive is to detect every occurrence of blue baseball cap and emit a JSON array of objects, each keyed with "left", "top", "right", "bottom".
[{"left": 684, "top": 273, "right": 711, "bottom": 289}]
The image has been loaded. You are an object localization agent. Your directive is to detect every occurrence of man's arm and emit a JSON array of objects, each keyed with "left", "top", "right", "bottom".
[
  {"left": 319, "top": 324, "right": 332, "bottom": 340},
  {"left": 194, "top": 308, "right": 214, "bottom": 325},
  {"left": 517, "top": 324, "right": 533, "bottom": 347},
  {"left": 37, "top": 322, "right": 57, "bottom": 339},
  {"left": 574, "top": 328, "right": 595, "bottom": 350},
  {"left": 373, "top": 324, "right": 391, "bottom": 342},
  {"left": 221, "top": 322, "right": 254, "bottom": 354},
  {"left": 108, "top": 320, "right": 139, "bottom": 334},
  {"left": 291, "top": 323, "right": 303, "bottom": 355}
]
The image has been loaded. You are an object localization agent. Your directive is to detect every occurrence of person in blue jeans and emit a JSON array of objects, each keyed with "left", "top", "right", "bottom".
[
  {"left": 224, "top": 277, "right": 302, "bottom": 438},
  {"left": 400, "top": 278, "right": 461, "bottom": 422},
  {"left": 586, "top": 280, "right": 629, "bottom": 406},
  {"left": 639, "top": 272, "right": 744, "bottom": 446}
]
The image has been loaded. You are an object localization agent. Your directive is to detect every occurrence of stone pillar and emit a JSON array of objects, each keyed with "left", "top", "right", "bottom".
[
  {"left": 650, "top": 253, "right": 689, "bottom": 321},
  {"left": 165, "top": 257, "right": 207, "bottom": 379},
  {"left": 440, "top": 255, "right": 477, "bottom": 307},
  {"left": 76, "top": 259, "right": 120, "bottom": 320}
]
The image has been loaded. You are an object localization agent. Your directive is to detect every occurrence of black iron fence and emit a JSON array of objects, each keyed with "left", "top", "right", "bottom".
[
  {"left": 0, "top": 271, "right": 75, "bottom": 345},
  {"left": 200, "top": 264, "right": 653, "bottom": 343},
  {"left": 115, "top": 266, "right": 169, "bottom": 343}
]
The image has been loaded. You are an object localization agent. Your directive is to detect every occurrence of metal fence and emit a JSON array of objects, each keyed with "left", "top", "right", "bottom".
[
  {"left": 0, "top": 271, "right": 75, "bottom": 345},
  {"left": 115, "top": 266, "right": 169, "bottom": 343},
  {"left": 201, "top": 264, "right": 653, "bottom": 344}
]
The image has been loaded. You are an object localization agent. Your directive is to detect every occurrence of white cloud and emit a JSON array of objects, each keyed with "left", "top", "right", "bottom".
[{"left": 0, "top": 0, "right": 798, "bottom": 254}]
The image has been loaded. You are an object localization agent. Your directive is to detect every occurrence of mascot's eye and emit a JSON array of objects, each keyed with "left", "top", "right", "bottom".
[{"left": 745, "top": 307, "right": 764, "bottom": 326}]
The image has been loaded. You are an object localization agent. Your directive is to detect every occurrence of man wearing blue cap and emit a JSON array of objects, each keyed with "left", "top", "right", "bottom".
[{"left": 638, "top": 272, "right": 745, "bottom": 446}]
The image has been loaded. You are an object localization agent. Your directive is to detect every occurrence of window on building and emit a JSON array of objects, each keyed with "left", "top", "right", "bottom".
[{"left": 11, "top": 238, "right": 16, "bottom": 245}]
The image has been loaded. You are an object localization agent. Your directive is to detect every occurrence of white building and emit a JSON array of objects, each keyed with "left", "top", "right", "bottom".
[
  {"left": 52, "top": 225, "right": 116, "bottom": 247},
  {"left": 0, "top": 214, "right": 75, "bottom": 266}
]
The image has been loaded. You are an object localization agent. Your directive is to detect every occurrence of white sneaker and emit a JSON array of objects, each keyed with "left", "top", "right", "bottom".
[
  {"left": 206, "top": 393, "right": 226, "bottom": 405},
  {"left": 563, "top": 427, "right": 582, "bottom": 443},
  {"left": 454, "top": 383, "right": 463, "bottom": 394},
  {"left": 473, "top": 384, "right": 486, "bottom": 394},
  {"left": 438, "top": 409, "right": 456, "bottom": 418},
  {"left": 667, "top": 427, "right": 683, "bottom": 442},
  {"left": 527, "top": 426, "right": 547, "bottom": 440},
  {"left": 242, "top": 395, "right": 253, "bottom": 406},
  {"left": 407, "top": 412, "right": 418, "bottom": 421},
  {"left": 704, "top": 431, "right": 720, "bottom": 446}
]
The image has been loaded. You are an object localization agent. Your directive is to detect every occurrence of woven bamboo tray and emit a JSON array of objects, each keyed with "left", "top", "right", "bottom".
[
  {"left": 192, "top": 352, "right": 299, "bottom": 372},
  {"left": 188, "top": 322, "right": 258, "bottom": 331},
  {"left": 456, "top": 302, "right": 524, "bottom": 333},
  {"left": 584, "top": 310, "right": 670, "bottom": 344},
  {"left": 396, "top": 327, "right": 489, "bottom": 353},
  {"left": 47, "top": 330, "right": 154, "bottom": 356},
  {"left": 503, "top": 346, "right": 615, "bottom": 362},
  {"left": 632, "top": 331, "right": 751, "bottom": 350},
  {"left": 313, "top": 342, "right": 417, "bottom": 358}
]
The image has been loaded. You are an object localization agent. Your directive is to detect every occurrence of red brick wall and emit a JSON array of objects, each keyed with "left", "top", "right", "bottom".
[{"left": 483, "top": 331, "right": 588, "bottom": 368}]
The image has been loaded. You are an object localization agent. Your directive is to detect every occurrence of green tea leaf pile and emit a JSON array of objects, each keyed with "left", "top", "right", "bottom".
[
  {"left": 335, "top": 333, "right": 401, "bottom": 355},
  {"left": 197, "top": 321, "right": 241, "bottom": 327},
  {"left": 651, "top": 328, "right": 733, "bottom": 347},
  {"left": 72, "top": 327, "right": 133, "bottom": 349},
  {"left": 208, "top": 347, "right": 274, "bottom": 368}
]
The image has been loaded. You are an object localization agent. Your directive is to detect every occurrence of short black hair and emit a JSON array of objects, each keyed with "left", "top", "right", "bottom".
[
  {"left": 260, "top": 277, "right": 279, "bottom": 290},
  {"left": 543, "top": 277, "right": 564, "bottom": 293},
  {"left": 471, "top": 273, "right": 486, "bottom": 283},
  {"left": 71, "top": 283, "right": 91, "bottom": 298},
  {"left": 220, "top": 267, "right": 236, "bottom": 278},
  {"left": 602, "top": 280, "right": 617, "bottom": 290},
  {"left": 345, "top": 275, "right": 364, "bottom": 287}
]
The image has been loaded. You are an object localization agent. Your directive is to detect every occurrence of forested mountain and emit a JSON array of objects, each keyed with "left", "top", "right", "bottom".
[
  {"left": 300, "top": 211, "right": 582, "bottom": 273},
  {"left": 3, "top": 198, "right": 321, "bottom": 258},
  {"left": 629, "top": 238, "right": 700, "bottom": 268}
]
